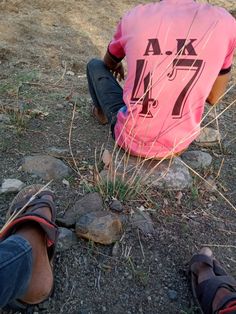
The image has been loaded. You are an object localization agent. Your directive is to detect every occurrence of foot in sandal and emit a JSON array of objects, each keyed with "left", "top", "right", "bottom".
[
  {"left": 0, "top": 184, "right": 58, "bottom": 312},
  {"left": 189, "top": 247, "right": 236, "bottom": 314}
]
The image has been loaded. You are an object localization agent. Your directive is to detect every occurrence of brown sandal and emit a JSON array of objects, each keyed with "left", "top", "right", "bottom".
[{"left": 0, "top": 184, "right": 59, "bottom": 312}]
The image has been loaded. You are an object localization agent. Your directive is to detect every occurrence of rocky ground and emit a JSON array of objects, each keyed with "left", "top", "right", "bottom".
[{"left": 0, "top": 1, "right": 236, "bottom": 313}]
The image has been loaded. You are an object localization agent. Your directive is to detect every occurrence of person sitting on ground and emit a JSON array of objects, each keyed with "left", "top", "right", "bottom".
[
  {"left": 0, "top": 185, "right": 58, "bottom": 312},
  {"left": 87, "top": 0, "right": 236, "bottom": 159},
  {"left": 190, "top": 247, "right": 236, "bottom": 314}
]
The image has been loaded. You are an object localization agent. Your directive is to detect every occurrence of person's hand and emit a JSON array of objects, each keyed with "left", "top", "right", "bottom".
[{"left": 112, "top": 62, "right": 125, "bottom": 81}]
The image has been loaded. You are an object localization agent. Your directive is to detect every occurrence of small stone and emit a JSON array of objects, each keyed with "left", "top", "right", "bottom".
[
  {"left": 66, "top": 70, "right": 75, "bottom": 76},
  {"left": 57, "top": 192, "right": 103, "bottom": 228},
  {"left": 75, "top": 211, "right": 122, "bottom": 245},
  {"left": 21, "top": 155, "right": 71, "bottom": 180},
  {"left": 0, "top": 179, "right": 25, "bottom": 194},
  {"left": 131, "top": 211, "right": 154, "bottom": 236},
  {"left": 0, "top": 114, "right": 10, "bottom": 123},
  {"left": 46, "top": 147, "right": 69, "bottom": 156},
  {"left": 62, "top": 179, "right": 70, "bottom": 187},
  {"left": 56, "top": 104, "right": 64, "bottom": 110},
  {"left": 110, "top": 199, "right": 124, "bottom": 212},
  {"left": 181, "top": 150, "right": 212, "bottom": 170},
  {"left": 168, "top": 289, "right": 178, "bottom": 301},
  {"left": 57, "top": 227, "right": 77, "bottom": 252},
  {"left": 112, "top": 241, "right": 120, "bottom": 257},
  {"left": 195, "top": 127, "right": 221, "bottom": 147}
]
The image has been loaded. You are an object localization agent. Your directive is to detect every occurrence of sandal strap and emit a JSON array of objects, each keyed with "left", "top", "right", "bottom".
[
  {"left": 196, "top": 276, "right": 236, "bottom": 314},
  {"left": 189, "top": 253, "right": 214, "bottom": 274},
  {"left": 0, "top": 190, "right": 58, "bottom": 246},
  {"left": 11, "top": 199, "right": 56, "bottom": 222},
  {"left": 214, "top": 260, "right": 228, "bottom": 276},
  {"left": 0, "top": 213, "right": 58, "bottom": 246},
  {"left": 10, "top": 191, "right": 56, "bottom": 221},
  {"left": 215, "top": 294, "right": 236, "bottom": 313}
]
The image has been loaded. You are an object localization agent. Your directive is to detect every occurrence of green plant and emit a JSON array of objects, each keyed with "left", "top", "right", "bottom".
[
  {"left": 94, "top": 174, "right": 142, "bottom": 202},
  {"left": 9, "top": 109, "right": 28, "bottom": 131},
  {"left": 191, "top": 185, "right": 199, "bottom": 200},
  {"left": 87, "top": 239, "right": 95, "bottom": 256}
]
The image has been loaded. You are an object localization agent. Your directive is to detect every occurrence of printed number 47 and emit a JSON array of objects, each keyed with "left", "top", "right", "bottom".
[{"left": 131, "top": 58, "right": 204, "bottom": 119}]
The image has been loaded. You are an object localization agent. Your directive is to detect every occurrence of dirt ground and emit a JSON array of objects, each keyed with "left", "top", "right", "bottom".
[{"left": 0, "top": 1, "right": 236, "bottom": 313}]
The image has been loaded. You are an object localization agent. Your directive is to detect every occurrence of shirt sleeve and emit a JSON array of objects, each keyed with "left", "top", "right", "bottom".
[
  {"left": 107, "top": 20, "right": 125, "bottom": 62},
  {"left": 220, "top": 16, "right": 236, "bottom": 75}
]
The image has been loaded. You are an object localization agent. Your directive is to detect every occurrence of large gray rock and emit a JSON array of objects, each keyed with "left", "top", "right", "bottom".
[
  {"left": 21, "top": 155, "right": 71, "bottom": 180},
  {"left": 76, "top": 211, "right": 122, "bottom": 245},
  {"left": 0, "top": 178, "right": 25, "bottom": 194},
  {"left": 57, "top": 227, "right": 77, "bottom": 252},
  {"left": 100, "top": 156, "right": 192, "bottom": 190},
  {"left": 195, "top": 127, "right": 220, "bottom": 147},
  {"left": 57, "top": 192, "right": 104, "bottom": 228},
  {"left": 149, "top": 158, "right": 192, "bottom": 189},
  {"left": 181, "top": 151, "right": 212, "bottom": 170}
]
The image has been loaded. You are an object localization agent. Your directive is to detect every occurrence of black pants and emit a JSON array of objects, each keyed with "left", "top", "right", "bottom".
[{"left": 86, "top": 58, "right": 126, "bottom": 135}]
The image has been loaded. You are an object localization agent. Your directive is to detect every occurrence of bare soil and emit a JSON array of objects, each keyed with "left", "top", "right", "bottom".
[{"left": 0, "top": 1, "right": 236, "bottom": 313}]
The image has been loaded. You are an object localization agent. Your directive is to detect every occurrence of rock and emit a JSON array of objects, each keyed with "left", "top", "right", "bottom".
[
  {"left": 195, "top": 127, "right": 220, "bottom": 147},
  {"left": 112, "top": 242, "right": 120, "bottom": 257},
  {"left": 57, "top": 192, "right": 104, "bottom": 228},
  {"left": 57, "top": 227, "right": 77, "bottom": 252},
  {"left": 181, "top": 151, "right": 212, "bottom": 170},
  {"left": 131, "top": 211, "right": 154, "bottom": 236},
  {"left": 110, "top": 199, "right": 124, "bottom": 212},
  {"left": 100, "top": 156, "right": 192, "bottom": 190},
  {"left": 0, "top": 114, "right": 10, "bottom": 124},
  {"left": 168, "top": 289, "right": 178, "bottom": 301},
  {"left": 150, "top": 158, "right": 192, "bottom": 190},
  {"left": 62, "top": 179, "right": 70, "bottom": 187},
  {"left": 203, "top": 177, "right": 217, "bottom": 192},
  {"left": 56, "top": 104, "right": 64, "bottom": 110},
  {"left": 66, "top": 70, "right": 75, "bottom": 76},
  {"left": 21, "top": 155, "right": 71, "bottom": 180},
  {"left": 0, "top": 179, "right": 25, "bottom": 194},
  {"left": 75, "top": 211, "right": 122, "bottom": 245},
  {"left": 46, "top": 147, "right": 69, "bottom": 156}
]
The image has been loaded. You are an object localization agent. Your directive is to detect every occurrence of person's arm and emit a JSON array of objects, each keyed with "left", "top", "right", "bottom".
[
  {"left": 105, "top": 17, "right": 126, "bottom": 81},
  {"left": 206, "top": 72, "right": 231, "bottom": 105},
  {"left": 103, "top": 51, "right": 124, "bottom": 81}
]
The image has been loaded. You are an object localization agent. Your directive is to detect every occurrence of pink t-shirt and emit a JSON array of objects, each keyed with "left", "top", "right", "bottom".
[{"left": 108, "top": 0, "right": 236, "bottom": 158}]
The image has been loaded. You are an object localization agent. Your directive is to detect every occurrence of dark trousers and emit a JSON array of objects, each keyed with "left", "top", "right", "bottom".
[
  {"left": 86, "top": 58, "right": 125, "bottom": 132},
  {"left": 0, "top": 235, "right": 32, "bottom": 310}
]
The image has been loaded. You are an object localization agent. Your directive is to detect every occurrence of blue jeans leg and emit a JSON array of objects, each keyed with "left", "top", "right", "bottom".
[
  {"left": 86, "top": 58, "right": 125, "bottom": 124},
  {"left": 0, "top": 235, "right": 32, "bottom": 309}
]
